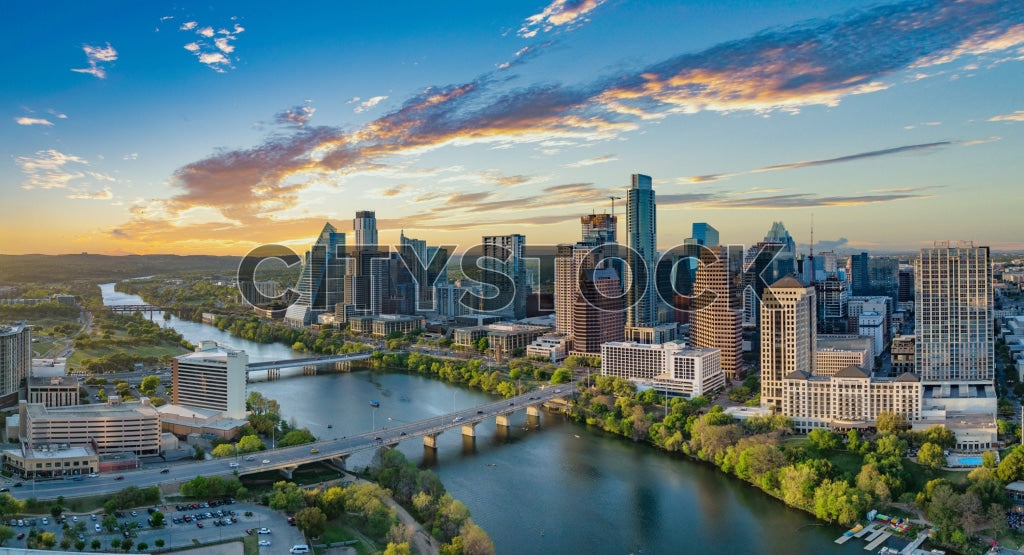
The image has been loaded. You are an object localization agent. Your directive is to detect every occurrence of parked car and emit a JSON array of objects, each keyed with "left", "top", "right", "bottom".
[
  {"left": 160, "top": 468, "right": 170, "bottom": 474},
  {"left": 258, "top": 540, "right": 272, "bottom": 546},
  {"left": 258, "top": 527, "right": 271, "bottom": 534},
  {"left": 114, "top": 475, "right": 124, "bottom": 480}
]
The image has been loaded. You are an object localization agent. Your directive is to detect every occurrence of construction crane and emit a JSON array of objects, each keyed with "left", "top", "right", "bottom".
[{"left": 608, "top": 195, "right": 623, "bottom": 216}]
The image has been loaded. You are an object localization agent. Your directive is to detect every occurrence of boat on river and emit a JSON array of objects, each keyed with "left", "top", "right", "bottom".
[{"left": 369, "top": 400, "right": 380, "bottom": 407}]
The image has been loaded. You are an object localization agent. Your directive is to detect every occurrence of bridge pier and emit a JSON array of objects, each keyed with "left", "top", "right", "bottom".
[
  {"left": 423, "top": 433, "right": 441, "bottom": 449},
  {"left": 495, "top": 414, "right": 510, "bottom": 428},
  {"left": 268, "top": 368, "right": 280, "bottom": 381},
  {"left": 328, "top": 455, "right": 349, "bottom": 470},
  {"left": 526, "top": 406, "right": 541, "bottom": 417},
  {"left": 460, "top": 422, "right": 478, "bottom": 437},
  {"left": 278, "top": 466, "right": 297, "bottom": 479},
  {"left": 302, "top": 365, "right": 317, "bottom": 376}
]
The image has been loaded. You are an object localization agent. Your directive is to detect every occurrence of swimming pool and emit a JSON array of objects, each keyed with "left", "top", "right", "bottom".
[{"left": 953, "top": 456, "right": 982, "bottom": 467}]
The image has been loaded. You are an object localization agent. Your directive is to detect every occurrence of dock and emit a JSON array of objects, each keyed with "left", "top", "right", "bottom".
[
  {"left": 835, "top": 534, "right": 853, "bottom": 545},
  {"left": 899, "top": 531, "right": 929, "bottom": 555},
  {"left": 835, "top": 522, "right": 878, "bottom": 544},
  {"left": 865, "top": 531, "right": 892, "bottom": 551}
]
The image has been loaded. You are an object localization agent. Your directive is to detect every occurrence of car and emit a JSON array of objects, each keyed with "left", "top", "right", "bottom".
[
  {"left": 17, "top": 520, "right": 23, "bottom": 527},
  {"left": 91, "top": 514, "right": 97, "bottom": 521},
  {"left": 130, "top": 510, "right": 137, "bottom": 517},
  {"left": 287, "top": 516, "right": 296, "bottom": 525},
  {"left": 400, "top": 431, "right": 406, "bottom": 436},
  {"left": 229, "top": 462, "right": 239, "bottom": 468},
  {"left": 245, "top": 455, "right": 255, "bottom": 461},
  {"left": 476, "top": 410, "right": 484, "bottom": 414},
  {"left": 258, "top": 539, "right": 272, "bottom": 546},
  {"left": 0, "top": 488, "right": 7, "bottom": 493},
  {"left": 258, "top": 527, "right": 271, "bottom": 534},
  {"left": 374, "top": 437, "right": 382, "bottom": 441},
  {"left": 262, "top": 459, "right": 270, "bottom": 464},
  {"left": 95, "top": 524, "right": 101, "bottom": 532},
  {"left": 72, "top": 516, "right": 79, "bottom": 522},
  {"left": 41, "top": 517, "right": 49, "bottom": 525},
  {"left": 453, "top": 416, "right": 463, "bottom": 423},
  {"left": 160, "top": 468, "right": 170, "bottom": 474},
  {"left": 310, "top": 448, "right": 319, "bottom": 454},
  {"left": 73, "top": 476, "right": 84, "bottom": 481},
  {"left": 196, "top": 522, "right": 203, "bottom": 528},
  {"left": 245, "top": 529, "right": 254, "bottom": 536},
  {"left": 114, "top": 475, "right": 124, "bottom": 480},
  {"left": 289, "top": 545, "right": 310, "bottom": 554},
  {"left": 13, "top": 482, "right": 22, "bottom": 487}
]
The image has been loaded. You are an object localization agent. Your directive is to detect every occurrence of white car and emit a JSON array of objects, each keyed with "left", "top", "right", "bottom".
[
  {"left": 72, "top": 516, "right": 79, "bottom": 522},
  {"left": 41, "top": 517, "right": 49, "bottom": 525},
  {"left": 95, "top": 524, "right": 101, "bottom": 532},
  {"left": 258, "top": 527, "right": 271, "bottom": 534},
  {"left": 258, "top": 540, "right": 271, "bottom": 546}
]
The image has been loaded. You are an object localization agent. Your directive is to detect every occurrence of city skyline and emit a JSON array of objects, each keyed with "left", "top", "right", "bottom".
[{"left": 4, "top": 0, "right": 1024, "bottom": 256}]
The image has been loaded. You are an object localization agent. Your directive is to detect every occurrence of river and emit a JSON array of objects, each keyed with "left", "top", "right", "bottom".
[{"left": 101, "top": 283, "right": 904, "bottom": 554}]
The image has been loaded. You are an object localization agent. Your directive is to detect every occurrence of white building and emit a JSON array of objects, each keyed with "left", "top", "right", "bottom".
[
  {"left": 601, "top": 341, "right": 725, "bottom": 399},
  {"left": 172, "top": 341, "right": 248, "bottom": 419},
  {"left": 858, "top": 311, "right": 885, "bottom": 356},
  {"left": 783, "top": 366, "right": 921, "bottom": 432},
  {"left": 525, "top": 335, "right": 570, "bottom": 362}
]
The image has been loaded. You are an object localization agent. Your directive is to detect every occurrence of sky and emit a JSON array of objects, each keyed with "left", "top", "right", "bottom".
[{"left": 3, "top": 0, "right": 1024, "bottom": 257}]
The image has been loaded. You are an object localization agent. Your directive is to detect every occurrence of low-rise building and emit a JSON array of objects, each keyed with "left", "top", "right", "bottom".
[
  {"left": 453, "top": 323, "right": 550, "bottom": 357},
  {"left": 782, "top": 366, "right": 921, "bottom": 432},
  {"left": 2, "top": 443, "right": 99, "bottom": 479},
  {"left": 891, "top": 335, "right": 915, "bottom": 375},
  {"left": 525, "top": 335, "right": 570, "bottom": 362},
  {"left": 27, "top": 376, "right": 80, "bottom": 407},
  {"left": 18, "top": 397, "right": 161, "bottom": 456},
  {"left": 601, "top": 341, "right": 725, "bottom": 399}
]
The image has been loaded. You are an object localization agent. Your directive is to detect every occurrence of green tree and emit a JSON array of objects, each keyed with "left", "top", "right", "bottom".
[
  {"left": 875, "top": 411, "right": 909, "bottom": 434},
  {"left": 91, "top": 539, "right": 101, "bottom": 550},
  {"left": 278, "top": 428, "right": 316, "bottom": 447},
  {"left": 210, "top": 444, "right": 236, "bottom": 458},
  {"left": 140, "top": 375, "right": 160, "bottom": 395},
  {"left": 102, "top": 515, "right": 118, "bottom": 532},
  {"left": 920, "top": 425, "right": 957, "bottom": 448},
  {"left": 0, "top": 525, "right": 14, "bottom": 546},
  {"left": 121, "top": 538, "right": 133, "bottom": 552},
  {"left": 150, "top": 511, "right": 164, "bottom": 527},
  {"left": 110, "top": 539, "right": 121, "bottom": 550},
  {"left": 459, "top": 520, "right": 496, "bottom": 555},
  {"left": 137, "top": 542, "right": 148, "bottom": 551},
  {"left": 383, "top": 544, "right": 412, "bottom": 555},
  {"left": 0, "top": 494, "right": 25, "bottom": 522},
  {"left": 295, "top": 506, "right": 327, "bottom": 538},
  {"left": 236, "top": 434, "right": 266, "bottom": 453},
  {"left": 917, "top": 442, "right": 947, "bottom": 470},
  {"left": 268, "top": 481, "right": 305, "bottom": 513},
  {"left": 806, "top": 429, "right": 841, "bottom": 451},
  {"left": 155, "top": 539, "right": 165, "bottom": 547},
  {"left": 475, "top": 337, "right": 488, "bottom": 353},
  {"left": 813, "top": 479, "right": 870, "bottom": 525},
  {"left": 550, "top": 368, "right": 572, "bottom": 384}
]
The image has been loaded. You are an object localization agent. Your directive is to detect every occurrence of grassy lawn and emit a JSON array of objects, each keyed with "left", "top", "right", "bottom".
[
  {"left": 23, "top": 492, "right": 111, "bottom": 515},
  {"left": 66, "top": 342, "right": 188, "bottom": 371},
  {"left": 241, "top": 535, "right": 259, "bottom": 555},
  {"left": 826, "top": 451, "right": 865, "bottom": 478},
  {"left": 319, "top": 520, "right": 377, "bottom": 555}
]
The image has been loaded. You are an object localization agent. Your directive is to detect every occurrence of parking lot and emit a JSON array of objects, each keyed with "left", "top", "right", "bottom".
[{"left": 7, "top": 501, "right": 303, "bottom": 553}]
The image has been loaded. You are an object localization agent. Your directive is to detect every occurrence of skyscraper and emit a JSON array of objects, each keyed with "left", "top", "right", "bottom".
[
  {"left": 354, "top": 210, "right": 378, "bottom": 248},
  {"left": 581, "top": 213, "right": 616, "bottom": 244},
  {"left": 760, "top": 276, "right": 816, "bottom": 412},
  {"left": 692, "top": 246, "right": 743, "bottom": 379},
  {"left": 691, "top": 222, "right": 719, "bottom": 247},
  {"left": 482, "top": 234, "right": 527, "bottom": 320},
  {"left": 849, "top": 252, "right": 870, "bottom": 296},
  {"left": 915, "top": 242, "right": 993, "bottom": 382},
  {"left": 572, "top": 266, "right": 625, "bottom": 354},
  {"left": 284, "top": 222, "right": 345, "bottom": 326},
  {"left": 626, "top": 173, "right": 657, "bottom": 328}
]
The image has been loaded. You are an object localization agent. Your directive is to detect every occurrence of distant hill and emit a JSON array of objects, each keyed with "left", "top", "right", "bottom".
[{"left": 0, "top": 254, "right": 241, "bottom": 283}]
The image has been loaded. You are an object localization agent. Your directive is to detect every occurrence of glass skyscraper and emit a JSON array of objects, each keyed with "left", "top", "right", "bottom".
[{"left": 626, "top": 173, "right": 657, "bottom": 328}]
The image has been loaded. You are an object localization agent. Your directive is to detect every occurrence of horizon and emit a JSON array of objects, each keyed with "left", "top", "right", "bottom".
[{"left": 3, "top": 1, "right": 1024, "bottom": 255}]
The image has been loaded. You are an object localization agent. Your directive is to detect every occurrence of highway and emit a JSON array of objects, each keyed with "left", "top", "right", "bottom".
[{"left": 8, "top": 385, "right": 572, "bottom": 501}]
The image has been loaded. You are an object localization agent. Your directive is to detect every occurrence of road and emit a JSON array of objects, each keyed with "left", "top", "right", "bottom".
[{"left": 8, "top": 385, "right": 573, "bottom": 501}]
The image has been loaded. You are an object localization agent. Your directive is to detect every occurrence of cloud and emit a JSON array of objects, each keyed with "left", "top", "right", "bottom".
[
  {"left": 378, "top": 185, "right": 410, "bottom": 198},
  {"left": 565, "top": 154, "right": 616, "bottom": 168},
  {"left": 989, "top": 110, "right": 1024, "bottom": 122},
  {"left": 519, "top": 0, "right": 607, "bottom": 38},
  {"left": 113, "top": 0, "right": 1024, "bottom": 242},
  {"left": 178, "top": 17, "right": 243, "bottom": 72},
  {"left": 275, "top": 101, "right": 316, "bottom": 127},
  {"left": 66, "top": 187, "right": 113, "bottom": 200},
  {"left": 813, "top": 237, "right": 849, "bottom": 250},
  {"left": 15, "top": 117, "right": 53, "bottom": 126},
  {"left": 123, "top": 153, "right": 139, "bottom": 161},
  {"left": 16, "top": 149, "right": 88, "bottom": 190},
  {"left": 71, "top": 42, "right": 117, "bottom": 79},
  {"left": 354, "top": 96, "right": 388, "bottom": 114},
  {"left": 680, "top": 140, "right": 992, "bottom": 183}
]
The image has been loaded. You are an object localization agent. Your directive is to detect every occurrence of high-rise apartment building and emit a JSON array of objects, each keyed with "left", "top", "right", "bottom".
[
  {"left": 482, "top": 234, "right": 527, "bottom": 320},
  {"left": 815, "top": 274, "right": 848, "bottom": 334},
  {"left": 692, "top": 246, "right": 743, "bottom": 379},
  {"left": 915, "top": 242, "right": 993, "bottom": 382},
  {"left": 0, "top": 323, "right": 31, "bottom": 409},
  {"left": 760, "top": 276, "right": 816, "bottom": 412},
  {"left": 626, "top": 174, "right": 657, "bottom": 328},
  {"left": 581, "top": 213, "right": 617, "bottom": 245}
]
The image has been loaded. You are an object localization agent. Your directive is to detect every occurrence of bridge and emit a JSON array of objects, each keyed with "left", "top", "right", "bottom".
[
  {"left": 7, "top": 385, "right": 574, "bottom": 501},
  {"left": 107, "top": 304, "right": 166, "bottom": 314},
  {"left": 245, "top": 352, "right": 376, "bottom": 381}
]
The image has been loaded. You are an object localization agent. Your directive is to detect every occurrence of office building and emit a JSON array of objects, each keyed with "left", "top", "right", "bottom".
[
  {"left": 626, "top": 173, "right": 657, "bottom": 328},
  {"left": 481, "top": 234, "right": 528, "bottom": 320},
  {"left": 0, "top": 323, "right": 31, "bottom": 409},
  {"left": 2, "top": 443, "right": 99, "bottom": 479},
  {"left": 849, "top": 252, "right": 870, "bottom": 296},
  {"left": 354, "top": 210, "right": 378, "bottom": 248},
  {"left": 815, "top": 274, "right": 848, "bottom": 334},
  {"left": 868, "top": 257, "right": 899, "bottom": 299},
  {"left": 526, "top": 335, "right": 571, "bottom": 362},
  {"left": 915, "top": 241, "right": 993, "bottom": 382},
  {"left": 691, "top": 223, "right": 719, "bottom": 247},
  {"left": 858, "top": 311, "right": 885, "bottom": 356},
  {"left": 348, "top": 314, "right": 424, "bottom": 337},
  {"left": 692, "top": 245, "right": 743, "bottom": 379},
  {"left": 898, "top": 265, "right": 915, "bottom": 310},
  {"left": 284, "top": 223, "right": 345, "bottom": 327},
  {"left": 571, "top": 267, "right": 625, "bottom": 355},
  {"left": 601, "top": 341, "right": 725, "bottom": 399},
  {"left": 760, "top": 276, "right": 816, "bottom": 412},
  {"left": 581, "top": 213, "right": 617, "bottom": 245},
  {"left": 172, "top": 341, "right": 248, "bottom": 419}
]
